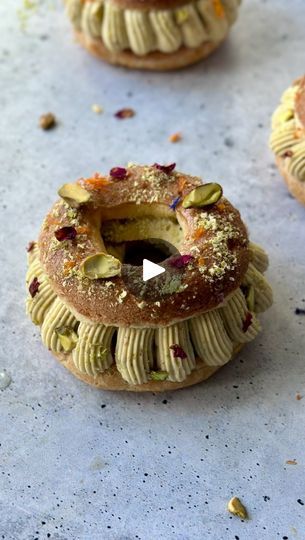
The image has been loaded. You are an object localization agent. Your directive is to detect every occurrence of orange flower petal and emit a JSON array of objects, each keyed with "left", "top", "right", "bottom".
[
  {"left": 213, "top": 0, "right": 225, "bottom": 17},
  {"left": 217, "top": 202, "right": 226, "bottom": 211},
  {"left": 169, "top": 132, "right": 182, "bottom": 143},
  {"left": 77, "top": 226, "right": 90, "bottom": 235},
  {"left": 63, "top": 260, "right": 76, "bottom": 275},
  {"left": 177, "top": 176, "right": 187, "bottom": 193},
  {"left": 294, "top": 128, "right": 304, "bottom": 139},
  {"left": 83, "top": 173, "right": 112, "bottom": 188},
  {"left": 193, "top": 228, "right": 205, "bottom": 240}
]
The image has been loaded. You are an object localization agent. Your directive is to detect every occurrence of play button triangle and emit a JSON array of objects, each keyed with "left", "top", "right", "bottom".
[{"left": 143, "top": 259, "right": 165, "bottom": 282}]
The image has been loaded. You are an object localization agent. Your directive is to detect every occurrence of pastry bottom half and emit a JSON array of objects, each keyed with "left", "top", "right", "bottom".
[
  {"left": 54, "top": 344, "right": 243, "bottom": 392},
  {"left": 75, "top": 30, "right": 226, "bottom": 71}
]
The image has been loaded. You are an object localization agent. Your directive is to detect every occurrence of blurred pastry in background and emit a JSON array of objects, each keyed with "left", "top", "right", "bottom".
[
  {"left": 270, "top": 76, "right": 305, "bottom": 206},
  {"left": 65, "top": 0, "right": 242, "bottom": 70}
]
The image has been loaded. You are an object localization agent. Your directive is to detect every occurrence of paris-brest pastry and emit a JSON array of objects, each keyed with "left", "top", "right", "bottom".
[
  {"left": 26, "top": 164, "right": 272, "bottom": 391},
  {"left": 270, "top": 76, "right": 305, "bottom": 206},
  {"left": 65, "top": 0, "right": 242, "bottom": 69}
]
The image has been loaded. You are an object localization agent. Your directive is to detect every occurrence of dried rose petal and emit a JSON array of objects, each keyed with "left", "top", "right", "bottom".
[
  {"left": 242, "top": 312, "right": 253, "bottom": 332},
  {"left": 153, "top": 163, "right": 176, "bottom": 175},
  {"left": 282, "top": 150, "right": 294, "bottom": 158},
  {"left": 109, "top": 167, "right": 127, "bottom": 179},
  {"left": 114, "top": 108, "right": 135, "bottom": 119},
  {"left": 170, "top": 344, "right": 187, "bottom": 359},
  {"left": 169, "top": 196, "right": 181, "bottom": 210},
  {"left": 169, "top": 254, "right": 193, "bottom": 269},
  {"left": 29, "top": 277, "right": 40, "bottom": 298},
  {"left": 26, "top": 241, "right": 35, "bottom": 252},
  {"left": 54, "top": 226, "right": 77, "bottom": 242}
]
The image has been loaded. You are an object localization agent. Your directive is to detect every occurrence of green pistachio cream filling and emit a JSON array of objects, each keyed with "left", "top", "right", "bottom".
[
  {"left": 65, "top": 0, "right": 241, "bottom": 55},
  {"left": 26, "top": 180, "right": 272, "bottom": 386}
]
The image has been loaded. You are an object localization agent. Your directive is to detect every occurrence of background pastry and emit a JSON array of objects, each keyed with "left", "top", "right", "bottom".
[
  {"left": 26, "top": 164, "right": 272, "bottom": 391},
  {"left": 270, "top": 76, "right": 305, "bottom": 206},
  {"left": 65, "top": 0, "right": 242, "bottom": 70}
]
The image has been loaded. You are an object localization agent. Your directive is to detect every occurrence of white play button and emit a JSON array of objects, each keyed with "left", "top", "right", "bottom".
[{"left": 143, "top": 259, "right": 165, "bottom": 282}]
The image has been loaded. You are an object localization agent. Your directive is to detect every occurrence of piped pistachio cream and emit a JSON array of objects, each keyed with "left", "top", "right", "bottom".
[
  {"left": 270, "top": 81, "right": 305, "bottom": 182},
  {"left": 65, "top": 0, "right": 241, "bottom": 56},
  {"left": 26, "top": 239, "right": 272, "bottom": 386}
]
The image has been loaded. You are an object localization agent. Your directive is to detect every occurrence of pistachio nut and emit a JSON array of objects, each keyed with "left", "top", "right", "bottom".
[
  {"left": 55, "top": 326, "right": 78, "bottom": 352},
  {"left": 80, "top": 252, "right": 121, "bottom": 279},
  {"left": 175, "top": 7, "right": 189, "bottom": 24},
  {"left": 246, "top": 285, "right": 255, "bottom": 312},
  {"left": 150, "top": 370, "right": 169, "bottom": 381},
  {"left": 277, "top": 108, "right": 294, "bottom": 123},
  {"left": 58, "top": 183, "right": 91, "bottom": 208},
  {"left": 227, "top": 497, "right": 248, "bottom": 519},
  {"left": 182, "top": 183, "right": 223, "bottom": 209},
  {"left": 93, "top": 345, "right": 108, "bottom": 361}
]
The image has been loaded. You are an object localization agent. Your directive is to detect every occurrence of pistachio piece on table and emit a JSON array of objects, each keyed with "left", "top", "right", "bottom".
[
  {"left": 58, "top": 183, "right": 91, "bottom": 208},
  {"left": 182, "top": 183, "right": 223, "bottom": 209},
  {"left": 80, "top": 252, "right": 121, "bottom": 279},
  {"left": 227, "top": 497, "right": 248, "bottom": 519},
  {"left": 39, "top": 112, "right": 56, "bottom": 130},
  {"left": 55, "top": 326, "right": 78, "bottom": 352},
  {"left": 246, "top": 285, "right": 255, "bottom": 312},
  {"left": 150, "top": 371, "right": 169, "bottom": 381}
]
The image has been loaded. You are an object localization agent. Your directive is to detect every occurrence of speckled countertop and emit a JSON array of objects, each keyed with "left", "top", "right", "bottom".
[{"left": 1, "top": 1, "right": 305, "bottom": 539}]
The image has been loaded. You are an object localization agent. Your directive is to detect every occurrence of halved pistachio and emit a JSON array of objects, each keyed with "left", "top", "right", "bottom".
[
  {"left": 80, "top": 252, "right": 121, "bottom": 279},
  {"left": 246, "top": 285, "right": 255, "bottom": 312},
  {"left": 277, "top": 108, "right": 294, "bottom": 123},
  {"left": 55, "top": 326, "right": 78, "bottom": 352},
  {"left": 182, "top": 183, "right": 223, "bottom": 209},
  {"left": 227, "top": 497, "right": 248, "bottom": 519},
  {"left": 150, "top": 370, "right": 169, "bottom": 381},
  {"left": 58, "top": 183, "right": 91, "bottom": 208}
]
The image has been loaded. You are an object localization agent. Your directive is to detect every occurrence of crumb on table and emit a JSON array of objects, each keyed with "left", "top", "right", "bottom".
[{"left": 39, "top": 112, "right": 57, "bottom": 130}]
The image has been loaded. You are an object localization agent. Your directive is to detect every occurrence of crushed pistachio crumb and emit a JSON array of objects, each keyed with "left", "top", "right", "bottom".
[
  {"left": 161, "top": 276, "right": 183, "bottom": 295},
  {"left": 18, "top": 0, "right": 56, "bottom": 30},
  {"left": 118, "top": 290, "right": 128, "bottom": 304},
  {"left": 176, "top": 7, "right": 189, "bottom": 23},
  {"left": 91, "top": 104, "right": 103, "bottom": 114},
  {"left": 150, "top": 371, "right": 169, "bottom": 381},
  {"left": 89, "top": 344, "right": 108, "bottom": 362}
]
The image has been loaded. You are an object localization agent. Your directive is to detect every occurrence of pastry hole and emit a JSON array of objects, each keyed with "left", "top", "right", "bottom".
[
  {"left": 122, "top": 239, "right": 177, "bottom": 266},
  {"left": 101, "top": 216, "right": 182, "bottom": 265}
]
